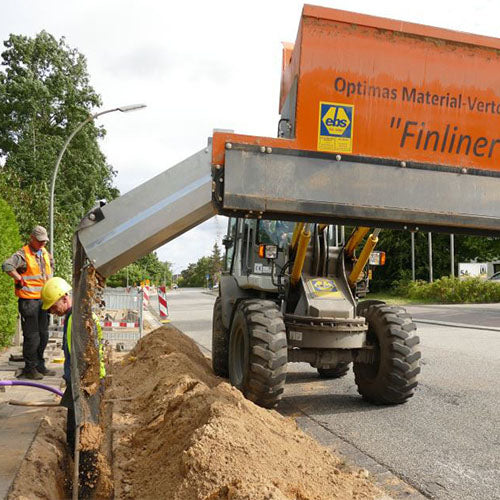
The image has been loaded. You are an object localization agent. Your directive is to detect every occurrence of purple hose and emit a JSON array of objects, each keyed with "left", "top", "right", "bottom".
[{"left": 0, "top": 380, "right": 63, "bottom": 397}]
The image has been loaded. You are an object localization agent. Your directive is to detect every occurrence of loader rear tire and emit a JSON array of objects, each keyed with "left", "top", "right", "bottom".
[
  {"left": 228, "top": 299, "right": 287, "bottom": 408},
  {"left": 317, "top": 363, "right": 350, "bottom": 379},
  {"left": 212, "top": 297, "right": 229, "bottom": 377},
  {"left": 354, "top": 303, "right": 420, "bottom": 405}
]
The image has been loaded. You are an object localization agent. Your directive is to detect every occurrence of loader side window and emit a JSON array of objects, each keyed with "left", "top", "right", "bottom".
[
  {"left": 258, "top": 220, "right": 295, "bottom": 249},
  {"left": 241, "top": 219, "right": 257, "bottom": 273},
  {"left": 224, "top": 218, "right": 238, "bottom": 272}
]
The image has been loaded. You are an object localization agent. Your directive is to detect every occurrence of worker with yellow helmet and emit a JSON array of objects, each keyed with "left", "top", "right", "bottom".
[{"left": 41, "top": 277, "right": 105, "bottom": 454}]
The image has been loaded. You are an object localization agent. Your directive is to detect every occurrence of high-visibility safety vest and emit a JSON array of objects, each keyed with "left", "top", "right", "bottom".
[
  {"left": 64, "top": 312, "right": 106, "bottom": 382},
  {"left": 15, "top": 245, "right": 53, "bottom": 299}
]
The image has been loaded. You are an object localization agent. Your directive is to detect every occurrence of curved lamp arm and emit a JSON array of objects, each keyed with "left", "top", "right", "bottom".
[{"left": 49, "top": 104, "right": 146, "bottom": 253}]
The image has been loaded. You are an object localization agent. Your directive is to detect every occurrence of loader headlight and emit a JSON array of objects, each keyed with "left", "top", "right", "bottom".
[
  {"left": 265, "top": 245, "right": 278, "bottom": 259},
  {"left": 258, "top": 244, "right": 278, "bottom": 259},
  {"left": 369, "top": 251, "right": 386, "bottom": 266}
]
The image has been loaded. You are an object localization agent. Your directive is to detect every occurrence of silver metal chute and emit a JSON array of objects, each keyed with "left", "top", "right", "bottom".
[
  {"left": 78, "top": 147, "right": 215, "bottom": 277},
  {"left": 78, "top": 140, "right": 500, "bottom": 279}
]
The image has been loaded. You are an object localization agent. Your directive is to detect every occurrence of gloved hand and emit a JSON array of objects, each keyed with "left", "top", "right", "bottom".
[{"left": 15, "top": 277, "right": 27, "bottom": 289}]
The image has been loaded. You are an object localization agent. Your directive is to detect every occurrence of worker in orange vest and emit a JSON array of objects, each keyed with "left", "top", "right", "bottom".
[{"left": 2, "top": 226, "right": 55, "bottom": 379}]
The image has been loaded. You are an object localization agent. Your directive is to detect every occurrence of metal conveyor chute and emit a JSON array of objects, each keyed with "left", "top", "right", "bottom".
[
  {"left": 77, "top": 147, "right": 215, "bottom": 277},
  {"left": 78, "top": 138, "right": 500, "bottom": 279}
]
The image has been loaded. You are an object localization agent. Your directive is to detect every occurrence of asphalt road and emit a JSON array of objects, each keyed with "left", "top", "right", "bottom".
[
  {"left": 406, "top": 303, "right": 500, "bottom": 328},
  {"left": 164, "top": 289, "right": 500, "bottom": 500}
]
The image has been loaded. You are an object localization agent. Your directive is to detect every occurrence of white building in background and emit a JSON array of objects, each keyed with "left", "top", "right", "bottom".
[{"left": 458, "top": 261, "right": 500, "bottom": 280}]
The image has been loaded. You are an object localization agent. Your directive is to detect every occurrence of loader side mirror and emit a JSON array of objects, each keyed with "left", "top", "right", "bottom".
[{"left": 222, "top": 236, "right": 233, "bottom": 249}]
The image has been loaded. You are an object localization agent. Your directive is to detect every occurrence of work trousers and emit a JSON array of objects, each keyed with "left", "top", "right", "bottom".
[{"left": 18, "top": 298, "right": 49, "bottom": 372}]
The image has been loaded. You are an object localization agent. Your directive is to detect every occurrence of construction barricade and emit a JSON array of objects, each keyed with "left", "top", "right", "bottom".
[
  {"left": 158, "top": 285, "right": 169, "bottom": 323},
  {"left": 142, "top": 283, "right": 150, "bottom": 310},
  {"left": 101, "top": 287, "right": 143, "bottom": 344}
]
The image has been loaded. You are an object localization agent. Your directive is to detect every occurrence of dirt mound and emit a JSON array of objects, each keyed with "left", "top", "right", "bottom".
[
  {"left": 110, "top": 325, "right": 384, "bottom": 499},
  {"left": 7, "top": 408, "right": 70, "bottom": 500}
]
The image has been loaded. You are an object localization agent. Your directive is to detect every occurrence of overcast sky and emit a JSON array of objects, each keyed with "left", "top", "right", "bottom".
[{"left": 1, "top": 0, "right": 496, "bottom": 273}]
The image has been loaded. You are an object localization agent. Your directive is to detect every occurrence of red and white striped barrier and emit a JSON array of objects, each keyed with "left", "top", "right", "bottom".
[
  {"left": 142, "top": 285, "right": 150, "bottom": 310},
  {"left": 158, "top": 286, "right": 169, "bottom": 323},
  {"left": 102, "top": 321, "right": 139, "bottom": 328}
]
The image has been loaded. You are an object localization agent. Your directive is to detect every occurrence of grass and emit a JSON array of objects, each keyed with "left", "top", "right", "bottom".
[{"left": 364, "top": 292, "right": 437, "bottom": 306}]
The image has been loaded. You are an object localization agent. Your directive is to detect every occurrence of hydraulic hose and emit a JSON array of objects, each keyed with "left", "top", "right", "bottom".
[
  {"left": 0, "top": 380, "right": 63, "bottom": 397},
  {"left": 348, "top": 228, "right": 381, "bottom": 287},
  {"left": 290, "top": 224, "right": 311, "bottom": 286},
  {"left": 345, "top": 227, "right": 370, "bottom": 257}
]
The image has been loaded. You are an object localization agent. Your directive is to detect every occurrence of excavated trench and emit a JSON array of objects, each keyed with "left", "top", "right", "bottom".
[{"left": 7, "top": 325, "right": 386, "bottom": 499}]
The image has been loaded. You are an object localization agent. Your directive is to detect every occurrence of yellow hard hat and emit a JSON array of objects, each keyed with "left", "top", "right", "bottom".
[{"left": 41, "top": 277, "right": 72, "bottom": 310}]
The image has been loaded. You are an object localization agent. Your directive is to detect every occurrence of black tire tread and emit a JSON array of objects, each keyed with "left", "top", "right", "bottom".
[
  {"left": 212, "top": 297, "right": 229, "bottom": 377},
  {"left": 230, "top": 299, "right": 287, "bottom": 408},
  {"left": 354, "top": 303, "right": 420, "bottom": 405}
]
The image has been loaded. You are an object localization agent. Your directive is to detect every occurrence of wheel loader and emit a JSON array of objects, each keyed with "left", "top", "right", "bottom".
[
  {"left": 212, "top": 219, "right": 419, "bottom": 408},
  {"left": 71, "top": 4, "right": 500, "bottom": 429}
]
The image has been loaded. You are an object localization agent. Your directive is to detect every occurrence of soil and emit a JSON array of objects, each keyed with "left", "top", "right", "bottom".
[
  {"left": 109, "top": 325, "right": 385, "bottom": 500},
  {"left": 7, "top": 324, "right": 387, "bottom": 500},
  {"left": 7, "top": 408, "right": 70, "bottom": 500},
  {"left": 80, "top": 268, "right": 104, "bottom": 397}
]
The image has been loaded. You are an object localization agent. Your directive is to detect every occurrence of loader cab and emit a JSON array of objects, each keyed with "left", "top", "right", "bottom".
[
  {"left": 221, "top": 217, "right": 295, "bottom": 293},
  {"left": 222, "top": 217, "right": 259, "bottom": 275}
]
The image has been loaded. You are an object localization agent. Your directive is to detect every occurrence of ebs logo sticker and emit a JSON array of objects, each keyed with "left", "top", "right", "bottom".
[
  {"left": 307, "top": 278, "right": 342, "bottom": 298},
  {"left": 317, "top": 102, "right": 354, "bottom": 153}
]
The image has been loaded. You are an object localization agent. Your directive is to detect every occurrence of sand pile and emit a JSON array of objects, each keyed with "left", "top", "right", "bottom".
[{"left": 109, "top": 325, "right": 384, "bottom": 500}]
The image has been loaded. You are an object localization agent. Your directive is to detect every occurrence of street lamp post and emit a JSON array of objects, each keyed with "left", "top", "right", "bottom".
[
  {"left": 411, "top": 231, "right": 416, "bottom": 281},
  {"left": 428, "top": 232, "right": 433, "bottom": 283},
  {"left": 49, "top": 104, "right": 146, "bottom": 254},
  {"left": 450, "top": 233, "right": 455, "bottom": 277}
]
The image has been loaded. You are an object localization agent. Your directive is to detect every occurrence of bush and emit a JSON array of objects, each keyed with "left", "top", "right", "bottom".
[
  {"left": 0, "top": 198, "right": 22, "bottom": 347},
  {"left": 393, "top": 276, "right": 500, "bottom": 304}
]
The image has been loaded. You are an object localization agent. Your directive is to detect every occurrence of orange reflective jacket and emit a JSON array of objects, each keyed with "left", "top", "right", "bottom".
[{"left": 15, "top": 246, "right": 53, "bottom": 299}]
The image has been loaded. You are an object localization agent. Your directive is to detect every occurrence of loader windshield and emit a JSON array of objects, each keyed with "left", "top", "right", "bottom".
[{"left": 257, "top": 220, "right": 295, "bottom": 248}]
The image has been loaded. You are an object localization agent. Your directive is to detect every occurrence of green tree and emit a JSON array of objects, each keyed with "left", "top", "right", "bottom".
[
  {"left": 0, "top": 31, "right": 119, "bottom": 278},
  {"left": 0, "top": 198, "right": 22, "bottom": 347},
  {"left": 455, "top": 234, "right": 500, "bottom": 264},
  {"left": 370, "top": 229, "right": 500, "bottom": 291},
  {"left": 179, "top": 256, "right": 212, "bottom": 287},
  {"left": 107, "top": 253, "right": 172, "bottom": 288},
  {"left": 178, "top": 243, "right": 223, "bottom": 288},
  {"left": 210, "top": 242, "right": 223, "bottom": 285}
]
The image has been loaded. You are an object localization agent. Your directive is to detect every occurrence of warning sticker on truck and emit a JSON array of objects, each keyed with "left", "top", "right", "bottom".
[{"left": 317, "top": 102, "right": 354, "bottom": 153}]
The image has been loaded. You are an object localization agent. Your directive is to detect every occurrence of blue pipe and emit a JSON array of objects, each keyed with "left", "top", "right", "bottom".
[{"left": 0, "top": 380, "right": 63, "bottom": 397}]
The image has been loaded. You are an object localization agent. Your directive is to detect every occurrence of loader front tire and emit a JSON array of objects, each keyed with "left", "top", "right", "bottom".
[
  {"left": 228, "top": 299, "right": 287, "bottom": 408},
  {"left": 317, "top": 363, "right": 350, "bottom": 379},
  {"left": 212, "top": 297, "right": 229, "bottom": 377},
  {"left": 354, "top": 303, "right": 420, "bottom": 404}
]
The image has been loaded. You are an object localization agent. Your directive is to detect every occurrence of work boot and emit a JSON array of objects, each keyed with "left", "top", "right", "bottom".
[
  {"left": 18, "top": 369, "right": 44, "bottom": 380},
  {"left": 37, "top": 366, "right": 56, "bottom": 376}
]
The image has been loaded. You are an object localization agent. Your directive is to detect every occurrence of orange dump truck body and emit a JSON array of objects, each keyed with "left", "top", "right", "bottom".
[
  {"left": 279, "top": 5, "right": 500, "bottom": 172},
  {"left": 214, "top": 5, "right": 500, "bottom": 174},
  {"left": 210, "top": 5, "right": 500, "bottom": 235}
]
